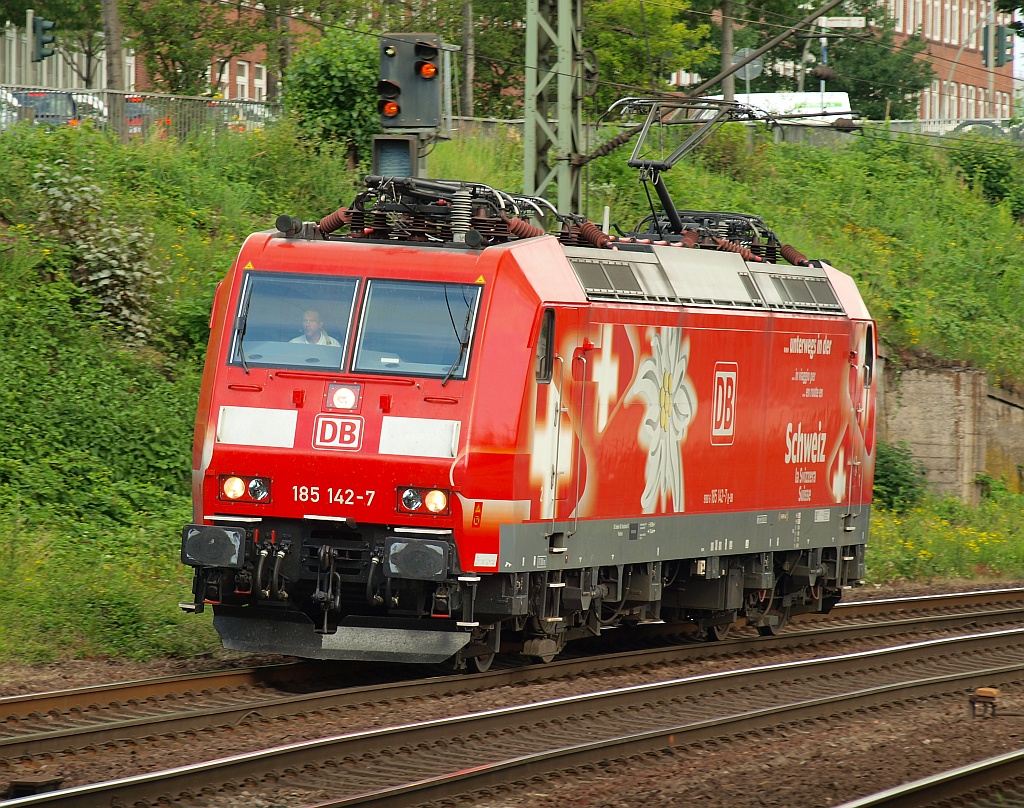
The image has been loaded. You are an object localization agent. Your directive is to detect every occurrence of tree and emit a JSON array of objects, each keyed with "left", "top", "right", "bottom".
[
  {"left": 467, "top": 0, "right": 527, "bottom": 119},
  {"left": 680, "top": 0, "right": 931, "bottom": 118},
  {"left": 121, "top": 0, "right": 268, "bottom": 95},
  {"left": 283, "top": 26, "right": 379, "bottom": 165},
  {"left": 827, "top": 16, "right": 933, "bottom": 119},
  {"left": 585, "top": 0, "right": 713, "bottom": 114},
  {"left": 452, "top": 0, "right": 712, "bottom": 120},
  {"left": 0, "top": 0, "right": 108, "bottom": 87},
  {"left": 682, "top": 0, "right": 806, "bottom": 97}
]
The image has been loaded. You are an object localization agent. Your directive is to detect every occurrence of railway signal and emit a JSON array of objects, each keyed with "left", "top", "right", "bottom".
[
  {"left": 377, "top": 33, "right": 442, "bottom": 129},
  {"left": 982, "top": 25, "right": 1014, "bottom": 67},
  {"left": 31, "top": 15, "right": 56, "bottom": 62}
]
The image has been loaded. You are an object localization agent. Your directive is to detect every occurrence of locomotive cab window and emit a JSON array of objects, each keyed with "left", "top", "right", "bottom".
[
  {"left": 864, "top": 324, "right": 876, "bottom": 387},
  {"left": 353, "top": 280, "right": 481, "bottom": 379},
  {"left": 230, "top": 272, "right": 359, "bottom": 371},
  {"left": 535, "top": 308, "right": 554, "bottom": 383}
]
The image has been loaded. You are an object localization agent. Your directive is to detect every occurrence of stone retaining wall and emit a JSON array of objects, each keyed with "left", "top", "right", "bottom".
[{"left": 878, "top": 355, "right": 1024, "bottom": 502}]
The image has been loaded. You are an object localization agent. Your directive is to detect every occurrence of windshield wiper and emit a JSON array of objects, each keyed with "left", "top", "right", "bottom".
[
  {"left": 442, "top": 330, "right": 469, "bottom": 386},
  {"left": 236, "top": 293, "right": 252, "bottom": 375},
  {"left": 441, "top": 287, "right": 473, "bottom": 386}
]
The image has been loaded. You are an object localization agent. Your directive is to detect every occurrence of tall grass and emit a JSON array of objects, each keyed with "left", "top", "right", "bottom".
[
  {"left": 868, "top": 490, "right": 1024, "bottom": 582},
  {"left": 430, "top": 124, "right": 526, "bottom": 191}
]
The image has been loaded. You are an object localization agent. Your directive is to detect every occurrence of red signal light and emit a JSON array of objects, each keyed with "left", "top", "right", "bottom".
[
  {"left": 416, "top": 61, "right": 438, "bottom": 80},
  {"left": 380, "top": 100, "right": 400, "bottom": 118}
]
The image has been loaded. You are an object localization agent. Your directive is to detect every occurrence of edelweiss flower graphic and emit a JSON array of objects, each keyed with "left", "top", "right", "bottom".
[{"left": 629, "top": 328, "right": 696, "bottom": 513}]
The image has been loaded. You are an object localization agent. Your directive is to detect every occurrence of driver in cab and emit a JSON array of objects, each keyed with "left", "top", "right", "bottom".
[{"left": 291, "top": 310, "right": 340, "bottom": 347}]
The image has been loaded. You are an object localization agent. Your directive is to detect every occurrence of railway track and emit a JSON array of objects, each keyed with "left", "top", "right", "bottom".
[
  {"left": 4, "top": 626, "right": 1024, "bottom": 807},
  {"left": 835, "top": 748, "right": 1024, "bottom": 807},
  {"left": 1, "top": 588, "right": 1022, "bottom": 806}
]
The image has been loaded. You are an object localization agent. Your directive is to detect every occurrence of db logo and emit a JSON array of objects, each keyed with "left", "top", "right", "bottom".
[
  {"left": 313, "top": 414, "right": 363, "bottom": 451},
  {"left": 711, "top": 363, "right": 738, "bottom": 445}
]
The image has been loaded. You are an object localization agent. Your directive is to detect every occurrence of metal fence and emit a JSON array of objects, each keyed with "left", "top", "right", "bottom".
[
  {"left": 0, "top": 86, "right": 283, "bottom": 141},
  {"left": 2, "top": 86, "right": 1020, "bottom": 148}
]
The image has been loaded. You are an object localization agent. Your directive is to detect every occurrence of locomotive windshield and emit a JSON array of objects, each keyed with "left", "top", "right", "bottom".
[
  {"left": 230, "top": 272, "right": 359, "bottom": 371},
  {"left": 353, "top": 280, "right": 481, "bottom": 380},
  {"left": 228, "top": 274, "right": 482, "bottom": 379}
]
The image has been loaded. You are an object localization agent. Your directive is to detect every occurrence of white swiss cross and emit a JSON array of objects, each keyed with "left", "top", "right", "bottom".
[
  {"left": 529, "top": 380, "right": 571, "bottom": 520},
  {"left": 591, "top": 323, "right": 620, "bottom": 433}
]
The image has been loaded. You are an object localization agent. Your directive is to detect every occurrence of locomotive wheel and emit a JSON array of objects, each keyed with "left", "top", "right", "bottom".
[
  {"left": 704, "top": 622, "right": 732, "bottom": 642},
  {"left": 756, "top": 606, "right": 791, "bottom": 636},
  {"left": 467, "top": 652, "right": 495, "bottom": 673}
]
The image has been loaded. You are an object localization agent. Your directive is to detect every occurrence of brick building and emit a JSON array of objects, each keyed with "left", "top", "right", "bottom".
[
  {"left": 670, "top": 1, "right": 1016, "bottom": 121},
  {"left": 888, "top": 0, "right": 1016, "bottom": 119}
]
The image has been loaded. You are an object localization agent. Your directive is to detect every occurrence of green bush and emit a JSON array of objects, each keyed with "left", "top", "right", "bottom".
[
  {"left": 873, "top": 439, "right": 928, "bottom": 512},
  {"left": 283, "top": 27, "right": 379, "bottom": 164}
]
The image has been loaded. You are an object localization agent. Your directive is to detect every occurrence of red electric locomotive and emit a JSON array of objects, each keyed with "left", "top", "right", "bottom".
[{"left": 181, "top": 100, "right": 876, "bottom": 669}]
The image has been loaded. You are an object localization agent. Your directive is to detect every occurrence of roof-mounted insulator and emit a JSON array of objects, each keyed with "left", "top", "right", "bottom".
[
  {"left": 505, "top": 215, "right": 546, "bottom": 239},
  {"left": 578, "top": 220, "right": 611, "bottom": 248},
  {"left": 451, "top": 188, "right": 472, "bottom": 242},
  {"left": 678, "top": 230, "right": 699, "bottom": 248},
  {"left": 781, "top": 244, "right": 811, "bottom": 267},
  {"left": 318, "top": 206, "right": 351, "bottom": 236},
  {"left": 714, "top": 236, "right": 764, "bottom": 263}
]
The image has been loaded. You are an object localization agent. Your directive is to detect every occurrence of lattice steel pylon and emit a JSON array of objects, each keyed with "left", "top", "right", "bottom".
[{"left": 523, "top": 0, "right": 589, "bottom": 216}]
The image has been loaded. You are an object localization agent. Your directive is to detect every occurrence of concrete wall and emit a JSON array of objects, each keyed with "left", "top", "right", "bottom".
[
  {"left": 878, "top": 354, "right": 1024, "bottom": 502},
  {"left": 985, "top": 387, "right": 1024, "bottom": 494}
]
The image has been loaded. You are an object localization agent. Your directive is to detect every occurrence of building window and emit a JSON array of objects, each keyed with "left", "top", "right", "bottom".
[
  {"left": 254, "top": 63, "right": 266, "bottom": 102},
  {"left": 125, "top": 50, "right": 137, "bottom": 91},
  {"left": 236, "top": 60, "right": 249, "bottom": 100}
]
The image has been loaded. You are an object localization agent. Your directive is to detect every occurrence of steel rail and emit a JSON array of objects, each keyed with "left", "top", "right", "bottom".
[
  {"left": 0, "top": 661, "right": 316, "bottom": 717},
  {"left": 3, "top": 595, "right": 1024, "bottom": 760},
  {"left": 831, "top": 587, "right": 1024, "bottom": 616},
  {"left": 1, "top": 588, "right": 1017, "bottom": 718},
  {"left": 833, "top": 748, "right": 1024, "bottom": 807},
  {"left": 6, "top": 627, "right": 1024, "bottom": 808}
]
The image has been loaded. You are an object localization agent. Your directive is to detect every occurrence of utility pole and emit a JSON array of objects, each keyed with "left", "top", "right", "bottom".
[
  {"left": 102, "top": 0, "right": 128, "bottom": 143},
  {"left": 987, "top": 1, "right": 996, "bottom": 117},
  {"left": 524, "top": 0, "right": 589, "bottom": 215},
  {"left": 721, "top": 0, "right": 735, "bottom": 101},
  {"left": 461, "top": 2, "right": 475, "bottom": 118},
  {"left": 24, "top": 9, "right": 33, "bottom": 87}
]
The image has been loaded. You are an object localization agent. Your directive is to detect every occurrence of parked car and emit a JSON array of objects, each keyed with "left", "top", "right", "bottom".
[
  {"left": 71, "top": 92, "right": 169, "bottom": 138},
  {"left": 0, "top": 91, "right": 17, "bottom": 132},
  {"left": 9, "top": 90, "right": 78, "bottom": 127}
]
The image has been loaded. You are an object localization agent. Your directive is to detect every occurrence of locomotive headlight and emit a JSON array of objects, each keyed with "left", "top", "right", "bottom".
[
  {"left": 401, "top": 487, "right": 423, "bottom": 511},
  {"left": 222, "top": 476, "right": 246, "bottom": 500},
  {"left": 219, "top": 474, "right": 271, "bottom": 503},
  {"left": 424, "top": 489, "right": 448, "bottom": 513},
  {"left": 248, "top": 477, "right": 270, "bottom": 501},
  {"left": 327, "top": 383, "right": 361, "bottom": 411}
]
